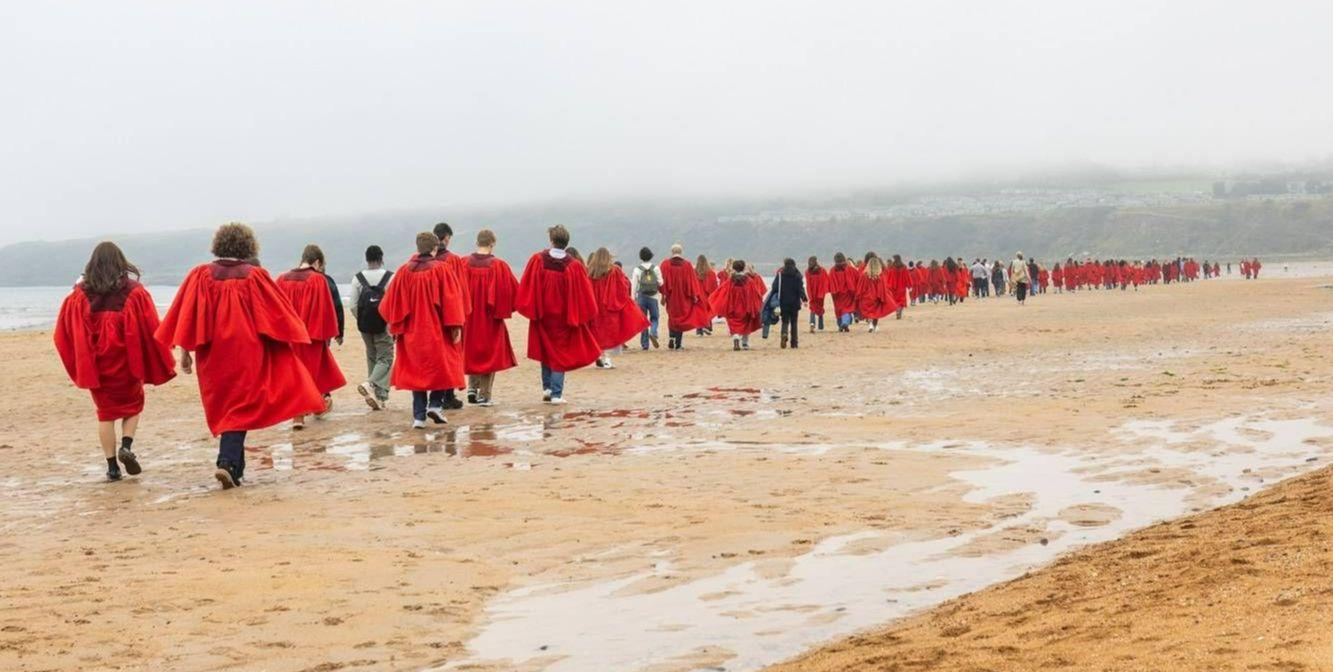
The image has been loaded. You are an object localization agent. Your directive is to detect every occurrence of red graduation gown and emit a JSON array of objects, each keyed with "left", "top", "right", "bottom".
[
  {"left": 659, "top": 257, "right": 712, "bottom": 332},
  {"left": 805, "top": 267, "right": 830, "bottom": 316},
  {"left": 590, "top": 265, "right": 650, "bottom": 350},
  {"left": 699, "top": 270, "right": 720, "bottom": 299},
  {"left": 380, "top": 254, "right": 468, "bottom": 391},
  {"left": 856, "top": 272, "right": 900, "bottom": 320},
  {"left": 708, "top": 273, "right": 764, "bottom": 336},
  {"left": 886, "top": 266, "right": 910, "bottom": 308},
  {"left": 827, "top": 263, "right": 861, "bottom": 317},
  {"left": 276, "top": 268, "right": 347, "bottom": 395},
  {"left": 515, "top": 250, "right": 602, "bottom": 373},
  {"left": 156, "top": 260, "right": 324, "bottom": 435},
  {"left": 463, "top": 253, "right": 519, "bottom": 375},
  {"left": 55, "top": 280, "right": 176, "bottom": 421}
]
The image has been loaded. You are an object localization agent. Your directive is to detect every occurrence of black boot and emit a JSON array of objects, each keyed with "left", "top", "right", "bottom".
[
  {"left": 214, "top": 460, "right": 242, "bottom": 489},
  {"left": 118, "top": 446, "right": 142, "bottom": 476},
  {"left": 106, "top": 457, "right": 121, "bottom": 482}
]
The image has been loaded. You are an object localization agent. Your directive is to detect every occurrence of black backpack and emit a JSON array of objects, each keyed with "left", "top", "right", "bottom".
[{"left": 355, "top": 271, "right": 392, "bottom": 334}]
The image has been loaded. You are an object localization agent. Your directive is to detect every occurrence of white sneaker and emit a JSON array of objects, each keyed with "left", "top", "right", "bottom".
[
  {"left": 548, "top": 396, "right": 567, "bottom": 405},
  {"left": 425, "top": 407, "right": 448, "bottom": 424},
  {"left": 412, "top": 419, "right": 427, "bottom": 429},
  {"left": 542, "top": 389, "right": 552, "bottom": 402},
  {"left": 602, "top": 357, "right": 615, "bottom": 369},
  {"left": 477, "top": 397, "right": 494, "bottom": 407}
]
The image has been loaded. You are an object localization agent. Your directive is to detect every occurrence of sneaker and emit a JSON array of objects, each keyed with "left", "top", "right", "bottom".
[
  {"left": 732, "top": 337, "right": 741, "bottom": 351},
  {"left": 106, "top": 460, "right": 122, "bottom": 482},
  {"left": 649, "top": 334, "right": 660, "bottom": 349},
  {"left": 602, "top": 357, "right": 615, "bottom": 369},
  {"left": 476, "top": 397, "right": 494, "bottom": 407},
  {"left": 780, "top": 335, "right": 788, "bottom": 349},
  {"left": 542, "top": 389, "right": 553, "bottom": 402},
  {"left": 412, "top": 419, "right": 427, "bottom": 429},
  {"left": 117, "top": 446, "right": 142, "bottom": 476},
  {"left": 425, "top": 407, "right": 448, "bottom": 424},
  {"left": 547, "top": 396, "right": 567, "bottom": 405},
  {"left": 357, "top": 382, "right": 383, "bottom": 410},
  {"left": 443, "top": 396, "right": 464, "bottom": 410},
  {"left": 214, "top": 461, "right": 241, "bottom": 490},
  {"left": 466, "top": 388, "right": 478, "bottom": 404},
  {"left": 292, "top": 417, "right": 305, "bottom": 431},
  {"left": 595, "top": 357, "right": 608, "bottom": 369},
  {"left": 315, "top": 395, "right": 333, "bottom": 419}
]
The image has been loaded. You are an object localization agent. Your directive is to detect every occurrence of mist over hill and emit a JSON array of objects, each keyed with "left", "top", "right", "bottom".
[{"left": 3, "top": 193, "right": 1331, "bottom": 287}]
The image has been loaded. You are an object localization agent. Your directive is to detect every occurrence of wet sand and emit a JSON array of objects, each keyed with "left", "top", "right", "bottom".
[{"left": 4, "top": 275, "right": 1333, "bottom": 671}]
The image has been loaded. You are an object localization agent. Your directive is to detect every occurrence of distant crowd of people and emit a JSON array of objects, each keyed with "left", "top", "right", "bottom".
[{"left": 54, "top": 221, "right": 1253, "bottom": 488}]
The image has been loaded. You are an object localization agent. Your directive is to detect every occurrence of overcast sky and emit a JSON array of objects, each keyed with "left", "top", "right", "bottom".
[{"left": 2, "top": 1, "right": 1330, "bottom": 245}]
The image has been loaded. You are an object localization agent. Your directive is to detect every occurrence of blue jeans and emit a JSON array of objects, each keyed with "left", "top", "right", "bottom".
[
  {"left": 809, "top": 312, "right": 824, "bottom": 329},
  {"left": 412, "top": 390, "right": 446, "bottom": 421},
  {"left": 541, "top": 366, "right": 565, "bottom": 398},
  {"left": 636, "top": 294, "right": 659, "bottom": 349},
  {"left": 218, "top": 431, "right": 246, "bottom": 475},
  {"left": 838, "top": 312, "right": 854, "bottom": 329}
]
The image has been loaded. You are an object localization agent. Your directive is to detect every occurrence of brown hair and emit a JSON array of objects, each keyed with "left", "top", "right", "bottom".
[
  {"left": 416, "top": 232, "right": 440, "bottom": 255},
  {"left": 587, "top": 247, "right": 614, "bottom": 279},
  {"left": 476, "top": 229, "right": 497, "bottom": 247},
  {"left": 548, "top": 225, "right": 570, "bottom": 249},
  {"left": 695, "top": 255, "right": 712, "bottom": 279},
  {"left": 211, "top": 222, "right": 258, "bottom": 260},
  {"left": 82, "top": 241, "right": 139, "bottom": 295},
  {"left": 300, "top": 244, "right": 325, "bottom": 267},
  {"left": 565, "top": 247, "right": 583, "bottom": 263}
]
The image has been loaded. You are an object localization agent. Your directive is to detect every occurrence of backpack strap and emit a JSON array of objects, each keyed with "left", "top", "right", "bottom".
[
  {"left": 374, "top": 270, "right": 391, "bottom": 290},
  {"left": 355, "top": 272, "right": 370, "bottom": 290}
]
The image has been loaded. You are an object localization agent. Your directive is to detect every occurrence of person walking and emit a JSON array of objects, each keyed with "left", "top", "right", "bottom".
[
  {"left": 631, "top": 247, "right": 661, "bottom": 350},
  {"left": 775, "top": 258, "right": 807, "bottom": 348},
  {"left": 350, "top": 245, "right": 393, "bottom": 410},
  {"left": 1010, "top": 251, "right": 1032, "bottom": 305}
]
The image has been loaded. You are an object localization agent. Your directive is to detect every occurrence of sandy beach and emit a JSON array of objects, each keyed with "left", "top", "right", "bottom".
[{"left": 4, "top": 274, "right": 1333, "bottom": 672}]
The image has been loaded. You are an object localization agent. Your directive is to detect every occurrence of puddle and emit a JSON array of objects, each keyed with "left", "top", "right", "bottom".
[{"left": 445, "top": 416, "right": 1333, "bottom": 672}]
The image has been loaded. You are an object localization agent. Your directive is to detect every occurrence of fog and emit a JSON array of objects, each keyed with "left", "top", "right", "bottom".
[{"left": 2, "top": 1, "right": 1331, "bottom": 245}]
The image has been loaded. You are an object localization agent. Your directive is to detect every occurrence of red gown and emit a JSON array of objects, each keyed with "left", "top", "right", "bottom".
[
  {"left": 805, "top": 267, "right": 830, "bottom": 316},
  {"left": 380, "top": 254, "right": 468, "bottom": 391},
  {"left": 659, "top": 257, "right": 712, "bottom": 332},
  {"left": 156, "top": 260, "right": 325, "bottom": 435},
  {"left": 515, "top": 250, "right": 602, "bottom": 372},
  {"left": 855, "top": 272, "right": 900, "bottom": 320},
  {"left": 590, "top": 265, "right": 650, "bottom": 349},
  {"left": 709, "top": 273, "right": 764, "bottom": 336},
  {"left": 699, "top": 270, "right": 720, "bottom": 300},
  {"left": 827, "top": 263, "right": 861, "bottom": 317},
  {"left": 463, "top": 253, "right": 519, "bottom": 375},
  {"left": 55, "top": 280, "right": 176, "bottom": 421},
  {"left": 886, "top": 266, "right": 911, "bottom": 308},
  {"left": 276, "top": 268, "right": 346, "bottom": 395}
]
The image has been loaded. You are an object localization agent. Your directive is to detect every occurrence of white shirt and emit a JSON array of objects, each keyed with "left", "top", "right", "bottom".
[
  {"left": 349, "top": 267, "right": 389, "bottom": 317},
  {"left": 630, "top": 261, "right": 658, "bottom": 297}
]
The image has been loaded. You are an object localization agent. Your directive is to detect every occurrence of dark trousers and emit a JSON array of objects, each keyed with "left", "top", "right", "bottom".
[
  {"left": 1015, "top": 282, "right": 1029, "bottom": 302},
  {"left": 218, "top": 431, "right": 247, "bottom": 474},
  {"left": 412, "top": 390, "right": 446, "bottom": 421},
  {"left": 668, "top": 330, "right": 684, "bottom": 349},
  {"left": 780, "top": 307, "right": 800, "bottom": 347}
]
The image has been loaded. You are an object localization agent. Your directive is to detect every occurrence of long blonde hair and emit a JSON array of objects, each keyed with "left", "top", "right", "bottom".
[
  {"left": 587, "top": 247, "right": 614, "bottom": 279},
  {"left": 865, "top": 256, "right": 885, "bottom": 279}
]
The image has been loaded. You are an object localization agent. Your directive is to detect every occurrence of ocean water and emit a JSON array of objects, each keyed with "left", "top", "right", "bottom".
[{"left": 0, "top": 284, "right": 354, "bottom": 331}]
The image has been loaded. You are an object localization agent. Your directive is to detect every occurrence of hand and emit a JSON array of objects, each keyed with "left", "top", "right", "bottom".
[
  {"left": 446, "top": 327, "right": 462, "bottom": 344},
  {"left": 179, "top": 349, "right": 194, "bottom": 375},
  {"left": 335, "top": 336, "right": 344, "bottom": 346}
]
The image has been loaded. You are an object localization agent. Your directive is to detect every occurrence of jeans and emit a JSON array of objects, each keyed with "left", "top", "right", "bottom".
[
  {"left": 468, "top": 373, "right": 495, "bottom": 401},
  {"left": 809, "top": 312, "right": 824, "bottom": 330},
  {"left": 360, "top": 330, "right": 393, "bottom": 400},
  {"left": 838, "top": 312, "right": 854, "bottom": 329},
  {"left": 636, "top": 293, "right": 659, "bottom": 349},
  {"left": 541, "top": 365, "right": 565, "bottom": 398},
  {"left": 780, "top": 307, "right": 800, "bottom": 347},
  {"left": 218, "top": 431, "right": 246, "bottom": 475},
  {"left": 412, "top": 390, "right": 446, "bottom": 421}
]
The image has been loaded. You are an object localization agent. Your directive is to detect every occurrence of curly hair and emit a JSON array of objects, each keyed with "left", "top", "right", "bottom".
[{"left": 211, "top": 222, "right": 258, "bottom": 260}]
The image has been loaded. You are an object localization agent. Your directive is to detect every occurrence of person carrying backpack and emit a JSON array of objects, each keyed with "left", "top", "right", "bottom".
[
  {"left": 631, "top": 247, "right": 662, "bottom": 350},
  {"left": 350, "top": 245, "right": 394, "bottom": 410}
]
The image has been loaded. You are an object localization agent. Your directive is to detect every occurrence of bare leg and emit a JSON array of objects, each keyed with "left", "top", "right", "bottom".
[
  {"left": 122, "top": 415, "right": 140, "bottom": 441},
  {"left": 97, "top": 421, "right": 116, "bottom": 459}
]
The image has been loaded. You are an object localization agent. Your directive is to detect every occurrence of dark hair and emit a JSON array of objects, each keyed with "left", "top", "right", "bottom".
[
  {"left": 833, "top": 252, "right": 847, "bottom": 264},
  {"left": 892, "top": 254, "right": 904, "bottom": 269},
  {"left": 783, "top": 258, "right": 797, "bottom": 272},
  {"left": 731, "top": 259, "right": 746, "bottom": 273},
  {"left": 639, "top": 246, "right": 653, "bottom": 262},
  {"left": 807, "top": 255, "right": 820, "bottom": 272},
  {"left": 433, "top": 222, "right": 453, "bottom": 240},
  {"left": 416, "top": 232, "right": 439, "bottom": 255},
  {"left": 365, "top": 245, "right": 384, "bottom": 264},
  {"left": 565, "top": 247, "right": 582, "bottom": 263},
  {"left": 548, "top": 225, "right": 570, "bottom": 249},
  {"left": 212, "top": 222, "right": 258, "bottom": 260},
  {"left": 82, "top": 241, "right": 139, "bottom": 295},
  {"left": 301, "top": 244, "right": 325, "bottom": 267}
]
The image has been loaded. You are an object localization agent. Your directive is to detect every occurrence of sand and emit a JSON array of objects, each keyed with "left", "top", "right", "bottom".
[{"left": 3, "top": 275, "right": 1333, "bottom": 671}]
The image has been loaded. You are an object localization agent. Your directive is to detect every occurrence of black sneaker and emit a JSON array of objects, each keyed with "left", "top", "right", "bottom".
[
  {"left": 443, "top": 397, "right": 464, "bottom": 410},
  {"left": 466, "top": 388, "right": 478, "bottom": 404},
  {"left": 117, "top": 446, "right": 142, "bottom": 476},
  {"left": 214, "top": 461, "right": 242, "bottom": 490},
  {"left": 106, "top": 460, "right": 122, "bottom": 482}
]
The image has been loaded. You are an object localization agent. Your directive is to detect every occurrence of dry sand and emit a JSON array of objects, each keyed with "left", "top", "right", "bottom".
[{"left": 3, "top": 275, "right": 1333, "bottom": 671}]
